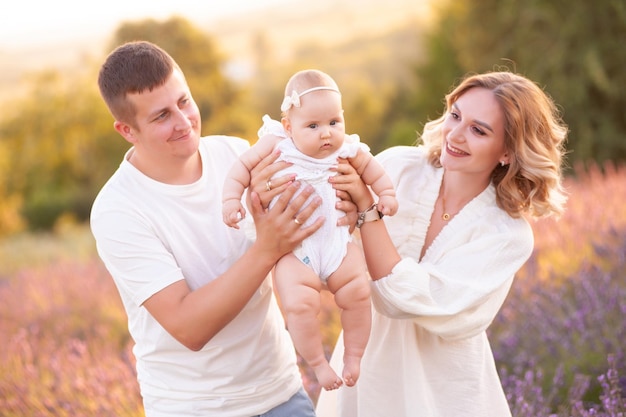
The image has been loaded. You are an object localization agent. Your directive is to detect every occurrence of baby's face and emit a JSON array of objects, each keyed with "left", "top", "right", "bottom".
[{"left": 283, "top": 90, "right": 345, "bottom": 159}]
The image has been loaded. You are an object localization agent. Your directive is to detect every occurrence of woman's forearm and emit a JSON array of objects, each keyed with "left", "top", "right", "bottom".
[{"left": 359, "top": 218, "right": 402, "bottom": 280}]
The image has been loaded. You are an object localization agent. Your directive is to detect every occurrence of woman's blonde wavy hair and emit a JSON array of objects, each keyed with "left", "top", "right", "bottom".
[{"left": 420, "top": 71, "right": 568, "bottom": 219}]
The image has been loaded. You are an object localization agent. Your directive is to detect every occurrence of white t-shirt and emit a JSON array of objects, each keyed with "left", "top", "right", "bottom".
[{"left": 90, "top": 136, "right": 302, "bottom": 417}]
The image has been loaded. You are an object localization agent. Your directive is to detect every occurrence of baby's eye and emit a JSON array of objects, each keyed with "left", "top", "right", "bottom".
[
  {"left": 330, "top": 120, "right": 337, "bottom": 126},
  {"left": 308, "top": 124, "right": 318, "bottom": 129}
]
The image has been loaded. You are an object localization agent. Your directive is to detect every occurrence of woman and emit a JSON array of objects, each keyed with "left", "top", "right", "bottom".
[{"left": 317, "top": 71, "right": 568, "bottom": 416}]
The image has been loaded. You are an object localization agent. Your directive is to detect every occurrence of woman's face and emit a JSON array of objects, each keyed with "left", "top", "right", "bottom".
[{"left": 440, "top": 87, "right": 509, "bottom": 180}]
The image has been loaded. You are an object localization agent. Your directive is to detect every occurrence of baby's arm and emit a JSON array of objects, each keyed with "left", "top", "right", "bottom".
[
  {"left": 222, "top": 135, "right": 281, "bottom": 228},
  {"left": 348, "top": 149, "right": 398, "bottom": 216}
]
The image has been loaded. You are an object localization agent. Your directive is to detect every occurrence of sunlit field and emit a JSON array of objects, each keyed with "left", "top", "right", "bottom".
[{"left": 1, "top": 163, "right": 624, "bottom": 416}]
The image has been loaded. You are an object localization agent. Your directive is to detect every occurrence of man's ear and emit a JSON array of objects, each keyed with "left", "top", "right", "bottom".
[{"left": 113, "top": 121, "right": 137, "bottom": 144}]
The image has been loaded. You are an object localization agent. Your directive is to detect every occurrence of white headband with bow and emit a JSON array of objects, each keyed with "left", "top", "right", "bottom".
[{"left": 280, "top": 86, "right": 341, "bottom": 112}]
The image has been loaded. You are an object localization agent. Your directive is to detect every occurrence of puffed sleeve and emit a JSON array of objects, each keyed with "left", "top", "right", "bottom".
[
  {"left": 370, "top": 216, "right": 533, "bottom": 341},
  {"left": 257, "top": 114, "right": 288, "bottom": 139}
]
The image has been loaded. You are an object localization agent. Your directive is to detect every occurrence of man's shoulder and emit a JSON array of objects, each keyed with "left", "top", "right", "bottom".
[
  {"left": 200, "top": 135, "right": 250, "bottom": 153},
  {"left": 198, "top": 135, "right": 252, "bottom": 171},
  {"left": 89, "top": 166, "right": 138, "bottom": 222}
]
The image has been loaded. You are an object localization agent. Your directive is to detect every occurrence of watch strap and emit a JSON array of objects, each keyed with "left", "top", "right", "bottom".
[{"left": 356, "top": 203, "right": 383, "bottom": 228}]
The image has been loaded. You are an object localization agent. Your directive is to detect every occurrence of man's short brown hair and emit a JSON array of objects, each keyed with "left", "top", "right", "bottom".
[{"left": 98, "top": 41, "right": 181, "bottom": 126}]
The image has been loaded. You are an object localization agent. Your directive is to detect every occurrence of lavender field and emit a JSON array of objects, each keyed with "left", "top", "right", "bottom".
[{"left": 1, "top": 163, "right": 624, "bottom": 416}]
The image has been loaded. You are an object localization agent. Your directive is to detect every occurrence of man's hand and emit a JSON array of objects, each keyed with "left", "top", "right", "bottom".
[
  {"left": 249, "top": 181, "right": 323, "bottom": 258},
  {"left": 247, "top": 149, "right": 295, "bottom": 209}
]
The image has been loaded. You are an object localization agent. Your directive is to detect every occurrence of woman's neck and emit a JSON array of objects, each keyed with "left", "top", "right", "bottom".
[{"left": 439, "top": 170, "right": 490, "bottom": 220}]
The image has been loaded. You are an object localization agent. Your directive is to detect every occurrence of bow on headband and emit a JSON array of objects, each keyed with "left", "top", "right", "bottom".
[{"left": 280, "top": 86, "right": 341, "bottom": 112}]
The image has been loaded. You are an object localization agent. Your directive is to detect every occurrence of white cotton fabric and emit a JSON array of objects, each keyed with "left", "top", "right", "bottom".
[
  {"left": 316, "top": 145, "right": 534, "bottom": 417},
  {"left": 260, "top": 115, "right": 366, "bottom": 281},
  {"left": 90, "top": 136, "right": 302, "bottom": 417}
]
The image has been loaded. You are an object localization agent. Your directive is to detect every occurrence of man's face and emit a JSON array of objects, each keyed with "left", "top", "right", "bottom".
[{"left": 115, "top": 69, "right": 202, "bottom": 172}]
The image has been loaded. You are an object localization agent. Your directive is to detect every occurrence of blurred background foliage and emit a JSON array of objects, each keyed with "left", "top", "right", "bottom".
[
  {"left": 1, "top": 1, "right": 626, "bottom": 414},
  {"left": 0, "top": 0, "right": 624, "bottom": 235}
]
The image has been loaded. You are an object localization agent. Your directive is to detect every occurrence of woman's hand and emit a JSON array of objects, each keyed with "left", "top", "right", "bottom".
[
  {"left": 247, "top": 149, "right": 295, "bottom": 209},
  {"left": 330, "top": 158, "right": 375, "bottom": 212},
  {"left": 335, "top": 190, "right": 358, "bottom": 233}
]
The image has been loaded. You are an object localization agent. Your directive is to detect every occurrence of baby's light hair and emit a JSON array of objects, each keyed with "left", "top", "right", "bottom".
[{"left": 281, "top": 69, "right": 340, "bottom": 116}]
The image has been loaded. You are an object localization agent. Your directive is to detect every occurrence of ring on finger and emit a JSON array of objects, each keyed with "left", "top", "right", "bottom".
[
  {"left": 294, "top": 218, "right": 301, "bottom": 225},
  {"left": 265, "top": 179, "right": 272, "bottom": 191}
]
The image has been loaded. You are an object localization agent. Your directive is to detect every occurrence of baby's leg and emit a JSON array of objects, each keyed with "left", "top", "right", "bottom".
[
  {"left": 327, "top": 242, "right": 371, "bottom": 387},
  {"left": 274, "top": 254, "right": 343, "bottom": 391}
]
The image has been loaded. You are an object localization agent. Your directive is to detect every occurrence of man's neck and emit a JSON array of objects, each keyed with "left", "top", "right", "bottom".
[{"left": 128, "top": 149, "right": 202, "bottom": 185}]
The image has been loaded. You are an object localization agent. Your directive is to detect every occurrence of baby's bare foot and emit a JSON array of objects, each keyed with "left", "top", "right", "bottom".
[
  {"left": 313, "top": 363, "right": 344, "bottom": 391},
  {"left": 343, "top": 355, "right": 361, "bottom": 387}
]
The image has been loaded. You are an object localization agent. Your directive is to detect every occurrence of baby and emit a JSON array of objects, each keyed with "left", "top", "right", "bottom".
[{"left": 222, "top": 69, "right": 398, "bottom": 390}]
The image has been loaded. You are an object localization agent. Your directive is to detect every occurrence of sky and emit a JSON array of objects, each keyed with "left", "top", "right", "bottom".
[{"left": 0, "top": 0, "right": 292, "bottom": 49}]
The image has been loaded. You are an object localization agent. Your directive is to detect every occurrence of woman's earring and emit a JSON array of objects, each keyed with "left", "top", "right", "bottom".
[{"left": 500, "top": 160, "right": 506, "bottom": 166}]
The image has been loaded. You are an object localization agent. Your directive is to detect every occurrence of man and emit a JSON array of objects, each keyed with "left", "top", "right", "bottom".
[{"left": 91, "top": 40, "right": 326, "bottom": 416}]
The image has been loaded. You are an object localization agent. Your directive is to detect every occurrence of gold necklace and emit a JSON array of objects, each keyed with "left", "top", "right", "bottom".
[
  {"left": 439, "top": 176, "right": 451, "bottom": 221},
  {"left": 441, "top": 194, "right": 451, "bottom": 221}
]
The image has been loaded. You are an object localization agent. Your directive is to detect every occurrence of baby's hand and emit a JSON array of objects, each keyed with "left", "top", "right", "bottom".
[
  {"left": 222, "top": 200, "right": 246, "bottom": 229},
  {"left": 378, "top": 195, "right": 398, "bottom": 217}
]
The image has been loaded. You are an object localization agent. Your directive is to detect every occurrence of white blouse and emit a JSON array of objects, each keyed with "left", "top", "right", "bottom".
[{"left": 316, "top": 145, "right": 533, "bottom": 417}]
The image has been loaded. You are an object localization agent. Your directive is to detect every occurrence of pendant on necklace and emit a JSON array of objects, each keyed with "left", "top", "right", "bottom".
[{"left": 442, "top": 213, "right": 451, "bottom": 221}]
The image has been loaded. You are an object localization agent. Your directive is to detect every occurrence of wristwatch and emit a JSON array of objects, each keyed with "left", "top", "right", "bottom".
[{"left": 356, "top": 203, "right": 383, "bottom": 228}]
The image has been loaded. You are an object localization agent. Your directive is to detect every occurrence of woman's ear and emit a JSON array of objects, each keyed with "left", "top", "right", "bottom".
[{"left": 499, "top": 151, "right": 510, "bottom": 166}]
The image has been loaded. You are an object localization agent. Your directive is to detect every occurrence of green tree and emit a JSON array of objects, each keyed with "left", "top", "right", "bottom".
[
  {"left": 109, "top": 16, "right": 251, "bottom": 138},
  {"left": 0, "top": 69, "right": 125, "bottom": 230},
  {"left": 269, "top": 22, "right": 424, "bottom": 154},
  {"left": 404, "top": 0, "right": 626, "bottom": 165},
  {"left": 0, "top": 143, "right": 25, "bottom": 235},
  {"left": 379, "top": 10, "right": 465, "bottom": 152},
  {"left": 0, "top": 16, "right": 256, "bottom": 233}
]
